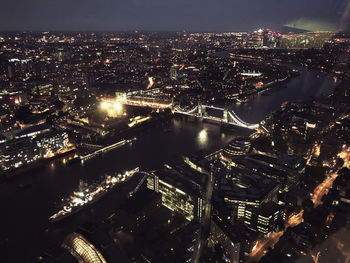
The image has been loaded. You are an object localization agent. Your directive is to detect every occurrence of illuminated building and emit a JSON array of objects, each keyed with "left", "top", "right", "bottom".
[
  {"left": 99, "top": 100, "right": 124, "bottom": 117},
  {"left": 221, "top": 137, "right": 251, "bottom": 161},
  {"left": 0, "top": 137, "right": 41, "bottom": 170},
  {"left": 147, "top": 165, "right": 206, "bottom": 222},
  {"left": 120, "top": 96, "right": 172, "bottom": 109},
  {"left": 115, "top": 91, "right": 127, "bottom": 102},
  {"left": 31, "top": 82, "right": 54, "bottom": 96},
  {"left": 246, "top": 29, "right": 264, "bottom": 48},
  {"left": 14, "top": 123, "right": 51, "bottom": 139},
  {"left": 224, "top": 147, "right": 305, "bottom": 193},
  {"left": 244, "top": 153, "right": 305, "bottom": 191},
  {"left": 305, "top": 122, "right": 317, "bottom": 140},
  {"left": 242, "top": 202, "right": 284, "bottom": 234},
  {"left": 35, "top": 130, "right": 69, "bottom": 158},
  {"left": 217, "top": 168, "right": 283, "bottom": 234},
  {"left": 62, "top": 232, "right": 107, "bottom": 263},
  {"left": 279, "top": 32, "right": 333, "bottom": 49},
  {"left": 217, "top": 162, "right": 280, "bottom": 226}
]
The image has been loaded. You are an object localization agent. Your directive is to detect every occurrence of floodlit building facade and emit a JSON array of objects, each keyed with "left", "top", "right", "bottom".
[{"left": 147, "top": 165, "right": 206, "bottom": 222}]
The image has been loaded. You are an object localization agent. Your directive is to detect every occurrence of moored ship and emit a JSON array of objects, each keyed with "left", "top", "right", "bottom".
[{"left": 49, "top": 167, "right": 139, "bottom": 223}]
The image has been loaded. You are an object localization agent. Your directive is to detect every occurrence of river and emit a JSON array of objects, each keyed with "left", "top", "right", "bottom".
[
  {"left": 231, "top": 67, "right": 339, "bottom": 123},
  {"left": 0, "top": 66, "right": 340, "bottom": 262}
]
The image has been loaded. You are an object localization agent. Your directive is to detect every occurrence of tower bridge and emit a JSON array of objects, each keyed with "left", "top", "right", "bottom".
[
  {"left": 174, "top": 103, "right": 260, "bottom": 130},
  {"left": 112, "top": 94, "right": 259, "bottom": 130}
]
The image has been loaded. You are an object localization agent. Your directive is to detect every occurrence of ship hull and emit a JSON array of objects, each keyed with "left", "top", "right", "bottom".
[{"left": 49, "top": 168, "right": 139, "bottom": 223}]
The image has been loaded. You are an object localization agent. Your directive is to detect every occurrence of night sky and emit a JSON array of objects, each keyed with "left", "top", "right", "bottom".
[{"left": 0, "top": 0, "right": 349, "bottom": 32}]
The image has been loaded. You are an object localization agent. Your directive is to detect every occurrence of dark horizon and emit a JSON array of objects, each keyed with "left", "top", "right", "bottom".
[
  {"left": 0, "top": 0, "right": 349, "bottom": 32},
  {"left": 0, "top": 27, "right": 349, "bottom": 34}
]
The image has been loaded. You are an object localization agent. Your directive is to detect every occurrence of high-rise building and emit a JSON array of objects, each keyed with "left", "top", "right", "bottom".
[
  {"left": 246, "top": 29, "right": 264, "bottom": 48},
  {"left": 242, "top": 202, "right": 284, "bottom": 234},
  {"left": 216, "top": 163, "right": 280, "bottom": 224},
  {"left": 147, "top": 164, "right": 206, "bottom": 222},
  {"left": 245, "top": 29, "right": 279, "bottom": 49}
]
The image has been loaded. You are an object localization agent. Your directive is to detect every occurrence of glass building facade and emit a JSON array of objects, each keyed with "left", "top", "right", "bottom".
[{"left": 62, "top": 232, "right": 107, "bottom": 263}]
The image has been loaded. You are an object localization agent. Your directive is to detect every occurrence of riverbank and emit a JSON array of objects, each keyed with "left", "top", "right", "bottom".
[
  {"left": 0, "top": 148, "right": 77, "bottom": 183},
  {"left": 239, "top": 70, "right": 299, "bottom": 100},
  {"left": 230, "top": 67, "right": 340, "bottom": 123}
]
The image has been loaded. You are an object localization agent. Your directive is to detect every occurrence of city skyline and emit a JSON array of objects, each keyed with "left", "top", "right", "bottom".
[{"left": 1, "top": 2, "right": 350, "bottom": 262}]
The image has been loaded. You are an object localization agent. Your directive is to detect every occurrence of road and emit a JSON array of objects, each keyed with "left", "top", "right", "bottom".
[
  {"left": 248, "top": 231, "right": 284, "bottom": 262},
  {"left": 311, "top": 172, "right": 338, "bottom": 207},
  {"left": 248, "top": 210, "right": 305, "bottom": 262}
]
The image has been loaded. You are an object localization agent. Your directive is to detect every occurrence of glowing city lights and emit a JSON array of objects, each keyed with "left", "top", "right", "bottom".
[
  {"left": 99, "top": 100, "right": 123, "bottom": 117},
  {"left": 113, "top": 101, "right": 122, "bottom": 111},
  {"left": 100, "top": 101, "right": 110, "bottom": 110}
]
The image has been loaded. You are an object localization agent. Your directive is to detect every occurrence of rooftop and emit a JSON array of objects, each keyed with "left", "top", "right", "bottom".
[{"left": 15, "top": 123, "right": 51, "bottom": 138}]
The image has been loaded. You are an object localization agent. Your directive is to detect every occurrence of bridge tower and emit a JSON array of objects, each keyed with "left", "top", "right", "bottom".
[
  {"left": 198, "top": 101, "right": 203, "bottom": 118},
  {"left": 223, "top": 108, "right": 228, "bottom": 123}
]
